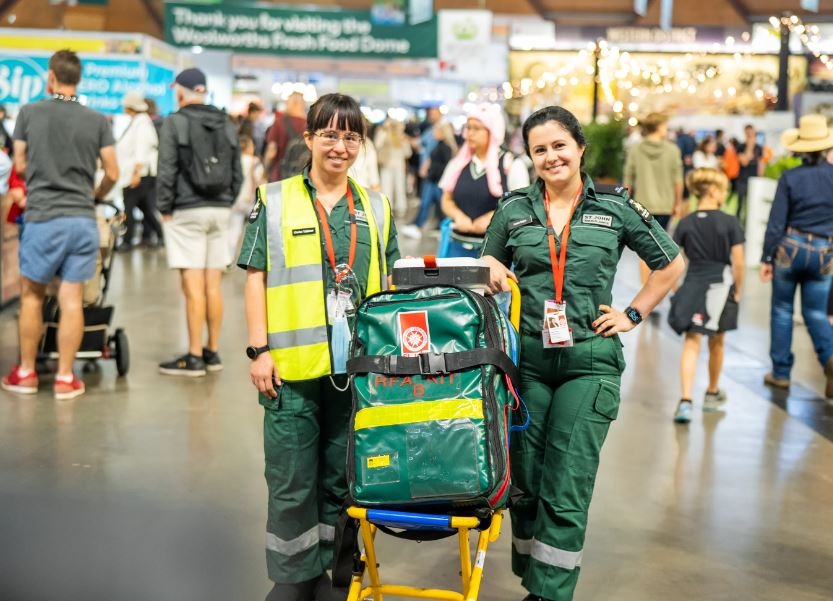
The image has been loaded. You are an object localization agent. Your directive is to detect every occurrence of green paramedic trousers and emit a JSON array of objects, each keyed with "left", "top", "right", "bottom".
[
  {"left": 510, "top": 334, "right": 624, "bottom": 601},
  {"left": 262, "top": 375, "right": 351, "bottom": 584}
]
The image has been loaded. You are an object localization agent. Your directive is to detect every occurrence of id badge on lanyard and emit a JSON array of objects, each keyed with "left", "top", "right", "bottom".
[
  {"left": 543, "top": 299, "right": 573, "bottom": 348},
  {"left": 326, "top": 267, "right": 357, "bottom": 324},
  {"left": 317, "top": 187, "right": 360, "bottom": 325},
  {"left": 326, "top": 264, "right": 358, "bottom": 375},
  {"left": 540, "top": 185, "right": 582, "bottom": 349},
  {"left": 317, "top": 188, "right": 361, "bottom": 375}
]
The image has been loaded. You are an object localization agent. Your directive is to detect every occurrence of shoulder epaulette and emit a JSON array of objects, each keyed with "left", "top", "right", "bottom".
[
  {"left": 626, "top": 197, "right": 653, "bottom": 224},
  {"left": 593, "top": 183, "right": 629, "bottom": 198},
  {"left": 499, "top": 189, "right": 526, "bottom": 203}
]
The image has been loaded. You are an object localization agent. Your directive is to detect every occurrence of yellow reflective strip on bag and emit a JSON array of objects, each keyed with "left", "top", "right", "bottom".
[{"left": 353, "top": 399, "right": 484, "bottom": 431}]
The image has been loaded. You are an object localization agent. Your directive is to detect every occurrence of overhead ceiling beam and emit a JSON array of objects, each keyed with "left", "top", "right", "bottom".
[
  {"left": 525, "top": 0, "right": 550, "bottom": 21},
  {"left": 0, "top": 0, "right": 21, "bottom": 20},
  {"left": 725, "top": 0, "right": 750, "bottom": 23},
  {"left": 542, "top": 11, "right": 635, "bottom": 24},
  {"left": 140, "top": 0, "right": 162, "bottom": 29},
  {"left": 629, "top": 0, "right": 657, "bottom": 24},
  {"left": 746, "top": 11, "right": 833, "bottom": 22}
]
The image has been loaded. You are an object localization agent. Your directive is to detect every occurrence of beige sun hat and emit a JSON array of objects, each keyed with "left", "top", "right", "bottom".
[
  {"left": 781, "top": 114, "right": 833, "bottom": 153},
  {"left": 122, "top": 91, "right": 148, "bottom": 113}
]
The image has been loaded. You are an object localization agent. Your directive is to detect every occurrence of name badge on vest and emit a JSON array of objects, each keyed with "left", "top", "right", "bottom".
[
  {"left": 508, "top": 216, "right": 534, "bottom": 232},
  {"left": 354, "top": 209, "right": 368, "bottom": 223},
  {"left": 582, "top": 214, "right": 613, "bottom": 227},
  {"left": 292, "top": 227, "right": 316, "bottom": 236}
]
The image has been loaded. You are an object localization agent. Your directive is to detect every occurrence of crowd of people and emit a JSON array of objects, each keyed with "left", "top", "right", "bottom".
[{"left": 2, "top": 49, "right": 833, "bottom": 601}]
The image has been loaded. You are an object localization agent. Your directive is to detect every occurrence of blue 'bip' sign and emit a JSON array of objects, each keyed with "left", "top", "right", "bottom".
[{"left": 0, "top": 55, "right": 175, "bottom": 115}]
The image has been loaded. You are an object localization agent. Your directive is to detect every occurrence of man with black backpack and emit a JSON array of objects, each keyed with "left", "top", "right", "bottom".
[{"left": 156, "top": 67, "right": 242, "bottom": 376}]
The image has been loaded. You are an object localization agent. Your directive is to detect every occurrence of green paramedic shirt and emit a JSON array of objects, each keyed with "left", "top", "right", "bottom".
[
  {"left": 481, "top": 177, "right": 679, "bottom": 343},
  {"left": 237, "top": 170, "right": 400, "bottom": 294}
]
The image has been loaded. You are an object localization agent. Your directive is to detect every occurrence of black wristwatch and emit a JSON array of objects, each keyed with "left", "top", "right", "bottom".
[
  {"left": 624, "top": 306, "right": 643, "bottom": 325},
  {"left": 246, "top": 344, "right": 270, "bottom": 360}
]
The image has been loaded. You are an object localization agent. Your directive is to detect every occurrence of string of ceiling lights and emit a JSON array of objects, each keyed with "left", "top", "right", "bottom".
[
  {"left": 502, "top": 12, "right": 830, "bottom": 123},
  {"left": 769, "top": 13, "right": 831, "bottom": 72}
]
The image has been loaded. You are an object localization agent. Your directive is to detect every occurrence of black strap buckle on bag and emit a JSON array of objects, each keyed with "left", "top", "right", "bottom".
[
  {"left": 419, "top": 352, "right": 447, "bottom": 375},
  {"left": 347, "top": 348, "right": 521, "bottom": 390}
]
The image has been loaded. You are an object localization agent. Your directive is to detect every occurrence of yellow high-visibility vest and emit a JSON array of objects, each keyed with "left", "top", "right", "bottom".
[{"left": 261, "top": 174, "right": 391, "bottom": 381}]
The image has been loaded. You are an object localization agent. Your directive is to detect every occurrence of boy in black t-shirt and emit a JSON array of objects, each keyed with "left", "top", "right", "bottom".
[{"left": 669, "top": 168, "right": 745, "bottom": 423}]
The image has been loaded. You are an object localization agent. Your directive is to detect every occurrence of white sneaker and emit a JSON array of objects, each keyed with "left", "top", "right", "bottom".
[
  {"left": 703, "top": 389, "right": 727, "bottom": 412},
  {"left": 399, "top": 224, "right": 423, "bottom": 240}
]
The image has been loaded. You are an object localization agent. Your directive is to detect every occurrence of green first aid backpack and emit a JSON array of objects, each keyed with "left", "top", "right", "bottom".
[{"left": 346, "top": 285, "right": 520, "bottom": 511}]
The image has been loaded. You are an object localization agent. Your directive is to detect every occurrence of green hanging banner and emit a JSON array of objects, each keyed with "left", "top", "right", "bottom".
[{"left": 164, "top": 2, "right": 438, "bottom": 59}]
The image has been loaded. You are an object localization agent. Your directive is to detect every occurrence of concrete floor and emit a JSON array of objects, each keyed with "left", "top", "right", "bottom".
[{"left": 1, "top": 226, "right": 833, "bottom": 601}]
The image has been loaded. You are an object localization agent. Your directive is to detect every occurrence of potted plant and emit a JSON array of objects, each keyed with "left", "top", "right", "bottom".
[{"left": 582, "top": 120, "right": 627, "bottom": 184}]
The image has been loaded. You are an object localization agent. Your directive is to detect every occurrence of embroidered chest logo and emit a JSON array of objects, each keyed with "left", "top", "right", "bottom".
[{"left": 582, "top": 214, "right": 613, "bottom": 227}]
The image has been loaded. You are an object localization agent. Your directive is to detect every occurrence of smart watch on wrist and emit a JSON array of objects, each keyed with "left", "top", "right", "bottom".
[
  {"left": 624, "top": 306, "right": 643, "bottom": 325},
  {"left": 246, "top": 344, "right": 270, "bottom": 360}
]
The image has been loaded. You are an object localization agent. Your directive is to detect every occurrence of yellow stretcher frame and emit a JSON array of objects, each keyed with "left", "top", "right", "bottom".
[{"left": 345, "top": 278, "right": 520, "bottom": 601}]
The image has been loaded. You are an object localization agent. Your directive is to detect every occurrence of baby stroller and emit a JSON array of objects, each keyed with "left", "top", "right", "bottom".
[
  {"left": 338, "top": 257, "right": 525, "bottom": 601},
  {"left": 37, "top": 202, "right": 130, "bottom": 376}
]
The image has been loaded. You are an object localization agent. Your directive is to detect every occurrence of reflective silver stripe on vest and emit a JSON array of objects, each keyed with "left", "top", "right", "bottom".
[
  {"left": 269, "top": 264, "right": 323, "bottom": 287},
  {"left": 365, "top": 190, "right": 389, "bottom": 290},
  {"left": 265, "top": 181, "right": 286, "bottom": 278},
  {"left": 268, "top": 326, "right": 328, "bottom": 349},
  {"left": 266, "top": 525, "right": 318, "bottom": 556},
  {"left": 319, "top": 523, "right": 335, "bottom": 542}
]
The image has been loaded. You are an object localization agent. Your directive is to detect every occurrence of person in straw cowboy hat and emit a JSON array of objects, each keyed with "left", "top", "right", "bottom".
[
  {"left": 760, "top": 114, "right": 833, "bottom": 399},
  {"left": 115, "top": 90, "right": 161, "bottom": 250}
]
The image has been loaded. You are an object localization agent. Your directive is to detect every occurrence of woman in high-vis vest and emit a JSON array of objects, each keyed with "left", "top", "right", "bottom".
[{"left": 238, "top": 93, "right": 399, "bottom": 601}]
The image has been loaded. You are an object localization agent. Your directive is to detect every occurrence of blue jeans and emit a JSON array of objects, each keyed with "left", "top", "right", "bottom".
[
  {"left": 770, "top": 231, "right": 833, "bottom": 379},
  {"left": 413, "top": 180, "right": 442, "bottom": 228},
  {"left": 437, "top": 218, "right": 483, "bottom": 259}
]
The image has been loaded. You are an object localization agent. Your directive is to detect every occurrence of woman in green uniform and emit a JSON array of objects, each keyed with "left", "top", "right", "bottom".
[
  {"left": 238, "top": 93, "right": 399, "bottom": 601},
  {"left": 481, "top": 106, "right": 684, "bottom": 601}
]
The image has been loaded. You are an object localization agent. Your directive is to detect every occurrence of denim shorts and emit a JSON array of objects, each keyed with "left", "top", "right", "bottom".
[{"left": 19, "top": 216, "right": 99, "bottom": 284}]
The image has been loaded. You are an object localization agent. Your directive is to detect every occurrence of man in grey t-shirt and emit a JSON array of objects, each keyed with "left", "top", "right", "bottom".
[{"left": 1, "top": 49, "right": 119, "bottom": 400}]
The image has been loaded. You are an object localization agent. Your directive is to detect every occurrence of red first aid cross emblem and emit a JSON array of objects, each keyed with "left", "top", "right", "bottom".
[{"left": 398, "top": 311, "right": 431, "bottom": 356}]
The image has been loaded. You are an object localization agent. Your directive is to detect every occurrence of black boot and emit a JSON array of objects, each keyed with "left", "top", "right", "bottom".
[{"left": 265, "top": 578, "right": 317, "bottom": 601}]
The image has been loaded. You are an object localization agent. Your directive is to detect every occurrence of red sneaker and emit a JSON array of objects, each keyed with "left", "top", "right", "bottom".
[
  {"left": 54, "top": 375, "right": 85, "bottom": 400},
  {"left": 1, "top": 365, "right": 38, "bottom": 394}
]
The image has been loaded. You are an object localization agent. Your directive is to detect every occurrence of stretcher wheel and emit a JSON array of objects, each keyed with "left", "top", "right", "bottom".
[{"left": 113, "top": 329, "right": 129, "bottom": 376}]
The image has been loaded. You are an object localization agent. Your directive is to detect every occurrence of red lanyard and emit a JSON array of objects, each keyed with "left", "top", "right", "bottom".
[
  {"left": 314, "top": 186, "right": 357, "bottom": 283},
  {"left": 543, "top": 184, "right": 583, "bottom": 303}
]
